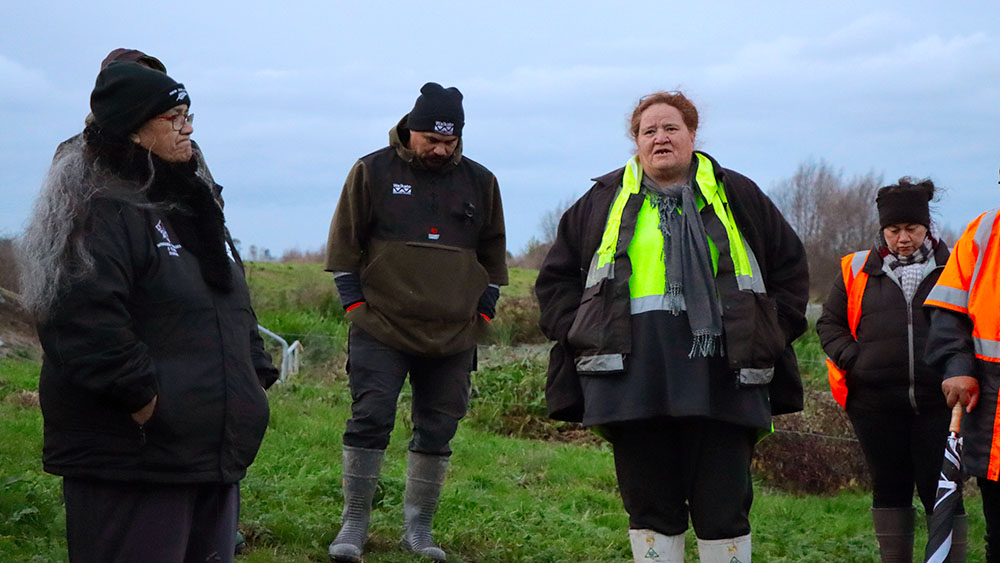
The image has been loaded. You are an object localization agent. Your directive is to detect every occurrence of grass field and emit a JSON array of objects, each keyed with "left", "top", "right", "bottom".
[{"left": 0, "top": 263, "right": 988, "bottom": 561}]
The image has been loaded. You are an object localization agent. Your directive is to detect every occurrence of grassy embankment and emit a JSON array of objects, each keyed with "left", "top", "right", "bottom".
[{"left": 0, "top": 262, "right": 986, "bottom": 561}]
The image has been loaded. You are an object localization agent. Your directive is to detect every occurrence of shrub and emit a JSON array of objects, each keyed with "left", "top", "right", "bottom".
[
  {"left": 488, "top": 295, "right": 546, "bottom": 346},
  {"left": 753, "top": 389, "right": 868, "bottom": 494}
]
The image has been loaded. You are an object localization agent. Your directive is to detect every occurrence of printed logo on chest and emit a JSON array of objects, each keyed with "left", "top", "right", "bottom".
[
  {"left": 154, "top": 220, "right": 182, "bottom": 257},
  {"left": 392, "top": 183, "right": 412, "bottom": 196}
]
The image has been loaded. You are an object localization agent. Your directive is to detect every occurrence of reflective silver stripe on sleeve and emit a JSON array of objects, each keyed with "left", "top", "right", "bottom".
[
  {"left": 738, "top": 367, "right": 775, "bottom": 385},
  {"left": 926, "top": 285, "right": 970, "bottom": 309},
  {"left": 736, "top": 241, "right": 767, "bottom": 293},
  {"left": 575, "top": 354, "right": 625, "bottom": 373},
  {"left": 970, "top": 210, "right": 999, "bottom": 294},
  {"left": 584, "top": 252, "right": 614, "bottom": 288},
  {"left": 973, "top": 336, "right": 1000, "bottom": 361}
]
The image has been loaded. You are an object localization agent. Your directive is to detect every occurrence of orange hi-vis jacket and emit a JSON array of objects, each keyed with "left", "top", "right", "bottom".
[
  {"left": 824, "top": 251, "right": 871, "bottom": 409},
  {"left": 926, "top": 210, "right": 1000, "bottom": 361},
  {"left": 926, "top": 209, "right": 1000, "bottom": 480}
]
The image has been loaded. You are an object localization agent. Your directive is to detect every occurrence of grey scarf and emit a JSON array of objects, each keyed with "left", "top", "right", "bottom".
[
  {"left": 641, "top": 174, "right": 723, "bottom": 357},
  {"left": 884, "top": 237, "right": 933, "bottom": 302}
]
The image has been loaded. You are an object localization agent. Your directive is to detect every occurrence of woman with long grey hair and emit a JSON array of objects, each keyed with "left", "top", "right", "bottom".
[{"left": 19, "top": 61, "right": 277, "bottom": 563}]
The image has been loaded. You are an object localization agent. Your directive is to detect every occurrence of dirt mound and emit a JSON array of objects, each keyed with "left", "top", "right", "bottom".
[{"left": 0, "top": 289, "right": 39, "bottom": 358}]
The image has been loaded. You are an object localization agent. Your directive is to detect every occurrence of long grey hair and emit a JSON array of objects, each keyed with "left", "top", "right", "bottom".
[{"left": 17, "top": 134, "right": 152, "bottom": 318}]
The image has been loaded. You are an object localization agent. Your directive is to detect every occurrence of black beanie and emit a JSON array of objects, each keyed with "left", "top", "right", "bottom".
[
  {"left": 876, "top": 179, "right": 934, "bottom": 228},
  {"left": 406, "top": 82, "right": 464, "bottom": 136},
  {"left": 90, "top": 61, "right": 190, "bottom": 138}
]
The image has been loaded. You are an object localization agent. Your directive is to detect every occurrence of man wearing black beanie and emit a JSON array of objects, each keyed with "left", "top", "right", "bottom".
[{"left": 323, "top": 83, "right": 507, "bottom": 562}]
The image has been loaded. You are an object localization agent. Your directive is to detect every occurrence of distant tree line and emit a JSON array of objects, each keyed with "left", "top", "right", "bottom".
[
  {"left": 768, "top": 160, "right": 882, "bottom": 300},
  {"left": 0, "top": 158, "right": 961, "bottom": 302}
]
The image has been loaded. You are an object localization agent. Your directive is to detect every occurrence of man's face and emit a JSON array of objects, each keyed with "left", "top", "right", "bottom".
[{"left": 408, "top": 130, "right": 459, "bottom": 169}]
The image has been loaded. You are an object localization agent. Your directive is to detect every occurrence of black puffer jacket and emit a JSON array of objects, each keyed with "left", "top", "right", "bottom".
[
  {"left": 817, "top": 241, "right": 950, "bottom": 412},
  {"left": 37, "top": 138, "right": 276, "bottom": 483}
]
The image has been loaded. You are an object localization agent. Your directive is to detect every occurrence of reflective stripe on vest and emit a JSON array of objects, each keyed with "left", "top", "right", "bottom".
[
  {"left": 584, "top": 153, "right": 760, "bottom": 310},
  {"left": 825, "top": 250, "right": 871, "bottom": 409},
  {"left": 925, "top": 209, "right": 1000, "bottom": 480},
  {"left": 843, "top": 250, "right": 871, "bottom": 339},
  {"left": 926, "top": 209, "right": 1000, "bottom": 363}
]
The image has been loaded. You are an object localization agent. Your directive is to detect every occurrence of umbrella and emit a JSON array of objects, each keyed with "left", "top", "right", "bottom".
[{"left": 924, "top": 404, "right": 966, "bottom": 563}]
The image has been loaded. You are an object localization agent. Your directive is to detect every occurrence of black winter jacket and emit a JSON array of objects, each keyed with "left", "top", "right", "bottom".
[
  {"left": 37, "top": 144, "right": 276, "bottom": 484},
  {"left": 535, "top": 152, "right": 809, "bottom": 422},
  {"left": 817, "top": 242, "right": 950, "bottom": 412}
]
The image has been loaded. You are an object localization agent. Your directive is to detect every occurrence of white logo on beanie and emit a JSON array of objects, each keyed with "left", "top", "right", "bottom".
[
  {"left": 170, "top": 87, "right": 188, "bottom": 102},
  {"left": 434, "top": 121, "right": 454, "bottom": 135}
]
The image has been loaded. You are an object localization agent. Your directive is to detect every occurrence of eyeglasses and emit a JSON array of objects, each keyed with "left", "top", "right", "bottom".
[{"left": 154, "top": 112, "right": 194, "bottom": 131}]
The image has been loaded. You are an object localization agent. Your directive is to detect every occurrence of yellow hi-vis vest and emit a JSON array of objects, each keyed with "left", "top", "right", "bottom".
[
  {"left": 586, "top": 153, "right": 765, "bottom": 305},
  {"left": 575, "top": 152, "right": 772, "bottom": 386}
]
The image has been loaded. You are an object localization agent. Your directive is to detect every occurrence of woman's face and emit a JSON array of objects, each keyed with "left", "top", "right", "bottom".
[
  {"left": 132, "top": 104, "right": 193, "bottom": 162},
  {"left": 635, "top": 103, "right": 695, "bottom": 185},
  {"left": 883, "top": 222, "right": 928, "bottom": 256}
]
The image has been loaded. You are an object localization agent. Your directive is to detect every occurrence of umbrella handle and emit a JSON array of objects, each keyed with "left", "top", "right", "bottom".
[{"left": 950, "top": 403, "right": 963, "bottom": 434}]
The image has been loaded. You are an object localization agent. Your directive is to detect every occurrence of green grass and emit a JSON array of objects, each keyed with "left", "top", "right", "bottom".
[
  {"left": 1, "top": 265, "right": 991, "bottom": 561},
  {"left": 0, "top": 358, "right": 65, "bottom": 560},
  {"left": 3, "top": 355, "right": 990, "bottom": 562}
]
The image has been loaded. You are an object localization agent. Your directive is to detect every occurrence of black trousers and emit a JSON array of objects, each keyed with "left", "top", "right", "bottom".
[
  {"left": 63, "top": 477, "right": 239, "bottom": 563},
  {"left": 342, "top": 327, "right": 474, "bottom": 455},
  {"left": 979, "top": 478, "right": 1000, "bottom": 562},
  {"left": 608, "top": 417, "right": 756, "bottom": 540},
  {"left": 847, "top": 406, "right": 950, "bottom": 512}
]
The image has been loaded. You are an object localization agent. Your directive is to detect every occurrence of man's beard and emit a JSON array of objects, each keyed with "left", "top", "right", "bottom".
[{"left": 417, "top": 155, "right": 449, "bottom": 169}]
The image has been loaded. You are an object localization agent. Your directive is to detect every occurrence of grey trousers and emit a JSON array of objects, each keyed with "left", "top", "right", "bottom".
[
  {"left": 343, "top": 326, "right": 473, "bottom": 455},
  {"left": 63, "top": 477, "right": 239, "bottom": 563}
]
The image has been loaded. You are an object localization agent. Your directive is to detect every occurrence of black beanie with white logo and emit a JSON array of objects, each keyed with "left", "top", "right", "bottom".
[
  {"left": 90, "top": 61, "right": 190, "bottom": 138},
  {"left": 406, "top": 82, "right": 464, "bottom": 136}
]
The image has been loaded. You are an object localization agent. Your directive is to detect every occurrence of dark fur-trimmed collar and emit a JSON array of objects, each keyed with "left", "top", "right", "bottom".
[{"left": 85, "top": 126, "right": 234, "bottom": 292}]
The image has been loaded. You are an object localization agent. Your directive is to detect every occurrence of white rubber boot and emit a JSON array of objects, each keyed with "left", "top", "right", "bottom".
[
  {"left": 629, "top": 528, "right": 685, "bottom": 562},
  {"left": 697, "top": 533, "right": 751, "bottom": 563}
]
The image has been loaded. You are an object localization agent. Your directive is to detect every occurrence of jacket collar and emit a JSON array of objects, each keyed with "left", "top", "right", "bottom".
[
  {"left": 591, "top": 151, "right": 727, "bottom": 189},
  {"left": 389, "top": 115, "right": 463, "bottom": 171}
]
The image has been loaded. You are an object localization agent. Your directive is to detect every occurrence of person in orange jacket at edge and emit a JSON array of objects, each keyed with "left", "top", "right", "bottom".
[{"left": 925, "top": 170, "right": 1000, "bottom": 563}]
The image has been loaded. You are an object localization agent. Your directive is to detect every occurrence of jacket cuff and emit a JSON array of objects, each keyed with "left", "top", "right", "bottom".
[
  {"left": 840, "top": 344, "right": 859, "bottom": 372},
  {"left": 477, "top": 285, "right": 501, "bottom": 320},
  {"left": 113, "top": 379, "right": 158, "bottom": 414},
  {"left": 333, "top": 272, "right": 364, "bottom": 309},
  {"left": 257, "top": 365, "right": 280, "bottom": 389},
  {"left": 943, "top": 354, "right": 975, "bottom": 380}
]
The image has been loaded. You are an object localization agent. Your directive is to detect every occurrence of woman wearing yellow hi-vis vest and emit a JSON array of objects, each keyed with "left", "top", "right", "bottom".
[
  {"left": 816, "top": 180, "right": 956, "bottom": 562},
  {"left": 536, "top": 91, "right": 808, "bottom": 563}
]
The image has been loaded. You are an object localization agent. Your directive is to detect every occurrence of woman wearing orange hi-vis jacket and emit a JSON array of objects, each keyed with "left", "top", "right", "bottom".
[
  {"left": 925, "top": 188, "right": 1000, "bottom": 563},
  {"left": 818, "top": 178, "right": 956, "bottom": 562}
]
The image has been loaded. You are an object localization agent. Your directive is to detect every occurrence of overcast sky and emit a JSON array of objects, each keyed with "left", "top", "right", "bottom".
[{"left": 2, "top": 1, "right": 999, "bottom": 257}]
